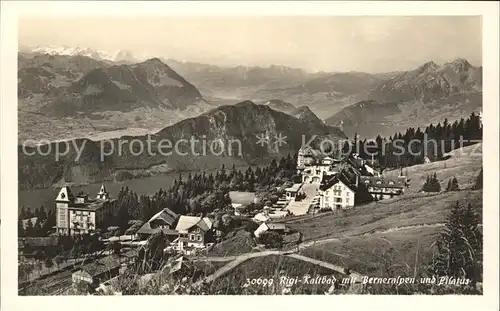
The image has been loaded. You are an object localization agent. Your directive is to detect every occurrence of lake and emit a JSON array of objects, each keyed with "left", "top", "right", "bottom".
[
  {"left": 18, "top": 164, "right": 265, "bottom": 215},
  {"left": 18, "top": 170, "right": 215, "bottom": 215}
]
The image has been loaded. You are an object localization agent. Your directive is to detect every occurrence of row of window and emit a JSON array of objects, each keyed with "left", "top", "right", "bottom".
[
  {"left": 189, "top": 234, "right": 203, "bottom": 241},
  {"left": 324, "top": 197, "right": 350, "bottom": 204}
]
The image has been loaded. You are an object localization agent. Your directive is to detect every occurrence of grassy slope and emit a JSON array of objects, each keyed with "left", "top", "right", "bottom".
[
  {"left": 209, "top": 255, "right": 344, "bottom": 295},
  {"left": 293, "top": 143, "right": 482, "bottom": 277}
]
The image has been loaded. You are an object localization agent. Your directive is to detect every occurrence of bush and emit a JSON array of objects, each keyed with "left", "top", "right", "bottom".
[
  {"left": 244, "top": 221, "right": 259, "bottom": 233},
  {"left": 258, "top": 231, "right": 283, "bottom": 249}
]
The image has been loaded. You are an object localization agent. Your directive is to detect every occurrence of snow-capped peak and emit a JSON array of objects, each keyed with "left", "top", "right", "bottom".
[
  {"left": 113, "top": 49, "right": 138, "bottom": 63},
  {"left": 29, "top": 45, "right": 114, "bottom": 61},
  {"left": 22, "top": 45, "right": 143, "bottom": 63}
]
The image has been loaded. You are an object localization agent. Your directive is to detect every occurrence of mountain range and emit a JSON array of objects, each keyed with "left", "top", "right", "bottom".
[
  {"left": 20, "top": 45, "right": 141, "bottom": 63},
  {"left": 17, "top": 44, "right": 482, "bottom": 143},
  {"left": 18, "top": 101, "right": 346, "bottom": 190},
  {"left": 325, "top": 58, "right": 482, "bottom": 137},
  {"left": 18, "top": 52, "right": 214, "bottom": 142}
]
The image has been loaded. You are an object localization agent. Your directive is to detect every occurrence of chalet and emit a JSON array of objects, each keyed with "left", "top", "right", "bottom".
[
  {"left": 72, "top": 256, "right": 121, "bottom": 287},
  {"left": 137, "top": 208, "right": 180, "bottom": 239},
  {"left": 360, "top": 176, "right": 406, "bottom": 200},
  {"left": 318, "top": 174, "right": 356, "bottom": 211},
  {"left": 174, "top": 216, "right": 214, "bottom": 251},
  {"left": 254, "top": 222, "right": 288, "bottom": 238},
  {"left": 318, "top": 170, "right": 373, "bottom": 211},
  {"left": 55, "top": 185, "right": 117, "bottom": 235}
]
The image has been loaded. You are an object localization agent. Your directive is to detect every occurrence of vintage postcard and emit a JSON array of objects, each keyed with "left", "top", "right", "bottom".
[{"left": 1, "top": 1, "right": 499, "bottom": 310}]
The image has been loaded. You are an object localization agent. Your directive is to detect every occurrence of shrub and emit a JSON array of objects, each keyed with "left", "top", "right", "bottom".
[
  {"left": 258, "top": 231, "right": 283, "bottom": 249},
  {"left": 244, "top": 220, "right": 259, "bottom": 233}
]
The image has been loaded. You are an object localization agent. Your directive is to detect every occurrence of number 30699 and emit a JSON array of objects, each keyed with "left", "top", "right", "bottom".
[{"left": 244, "top": 277, "right": 274, "bottom": 287}]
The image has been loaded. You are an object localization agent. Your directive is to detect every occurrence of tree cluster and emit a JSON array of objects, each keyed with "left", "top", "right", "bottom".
[
  {"left": 473, "top": 168, "right": 483, "bottom": 190},
  {"left": 108, "top": 154, "right": 297, "bottom": 229},
  {"left": 18, "top": 205, "right": 55, "bottom": 237},
  {"left": 422, "top": 173, "right": 441, "bottom": 192},
  {"left": 430, "top": 201, "right": 482, "bottom": 289},
  {"left": 349, "top": 112, "right": 482, "bottom": 170}
]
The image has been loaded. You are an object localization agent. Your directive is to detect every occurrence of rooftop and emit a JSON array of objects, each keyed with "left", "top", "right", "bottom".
[
  {"left": 266, "top": 223, "right": 286, "bottom": 230},
  {"left": 360, "top": 176, "right": 406, "bottom": 188},
  {"left": 148, "top": 208, "right": 179, "bottom": 227},
  {"left": 285, "top": 183, "right": 302, "bottom": 193},
  {"left": 174, "top": 216, "right": 212, "bottom": 233},
  {"left": 137, "top": 222, "right": 179, "bottom": 236}
]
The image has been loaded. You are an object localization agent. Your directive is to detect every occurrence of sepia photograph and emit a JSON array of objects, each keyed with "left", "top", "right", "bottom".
[{"left": 1, "top": 1, "right": 499, "bottom": 307}]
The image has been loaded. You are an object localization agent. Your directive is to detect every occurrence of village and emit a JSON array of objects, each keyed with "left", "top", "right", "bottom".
[{"left": 18, "top": 144, "right": 412, "bottom": 295}]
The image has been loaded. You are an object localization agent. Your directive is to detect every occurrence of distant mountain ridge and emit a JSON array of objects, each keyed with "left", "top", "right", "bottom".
[
  {"left": 369, "top": 58, "right": 482, "bottom": 103},
  {"left": 325, "top": 59, "right": 482, "bottom": 138},
  {"left": 17, "top": 52, "right": 217, "bottom": 142},
  {"left": 17, "top": 46, "right": 481, "bottom": 143},
  {"left": 18, "top": 100, "right": 346, "bottom": 190},
  {"left": 21, "top": 45, "right": 141, "bottom": 63},
  {"left": 19, "top": 55, "right": 208, "bottom": 116}
]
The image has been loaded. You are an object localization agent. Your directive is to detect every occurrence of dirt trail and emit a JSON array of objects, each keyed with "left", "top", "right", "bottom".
[{"left": 196, "top": 222, "right": 440, "bottom": 286}]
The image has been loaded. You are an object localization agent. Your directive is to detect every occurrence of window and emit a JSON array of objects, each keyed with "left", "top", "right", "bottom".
[
  {"left": 388, "top": 181, "right": 395, "bottom": 185},
  {"left": 197, "top": 234, "right": 202, "bottom": 241},
  {"left": 190, "top": 234, "right": 195, "bottom": 241},
  {"left": 346, "top": 198, "right": 350, "bottom": 204}
]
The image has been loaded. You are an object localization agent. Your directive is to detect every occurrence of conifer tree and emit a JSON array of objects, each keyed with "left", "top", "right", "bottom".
[
  {"left": 450, "top": 177, "right": 459, "bottom": 191},
  {"left": 18, "top": 219, "right": 25, "bottom": 237},
  {"left": 431, "top": 201, "right": 482, "bottom": 289},
  {"left": 473, "top": 168, "right": 483, "bottom": 190}
]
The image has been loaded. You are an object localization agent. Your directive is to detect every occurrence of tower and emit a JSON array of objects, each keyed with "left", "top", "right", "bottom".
[
  {"left": 55, "top": 186, "right": 73, "bottom": 235},
  {"left": 97, "top": 184, "right": 109, "bottom": 200}
]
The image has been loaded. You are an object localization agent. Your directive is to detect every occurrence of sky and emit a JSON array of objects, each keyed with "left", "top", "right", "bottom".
[{"left": 19, "top": 16, "right": 482, "bottom": 73}]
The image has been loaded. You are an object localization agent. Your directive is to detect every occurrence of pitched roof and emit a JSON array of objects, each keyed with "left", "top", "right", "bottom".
[
  {"left": 136, "top": 222, "right": 179, "bottom": 236},
  {"left": 228, "top": 191, "right": 256, "bottom": 205},
  {"left": 149, "top": 208, "right": 179, "bottom": 227},
  {"left": 175, "top": 216, "right": 203, "bottom": 233},
  {"left": 319, "top": 173, "right": 357, "bottom": 192},
  {"left": 360, "top": 176, "right": 405, "bottom": 188},
  {"left": 285, "top": 183, "right": 302, "bottom": 192},
  {"left": 202, "top": 217, "right": 213, "bottom": 229},
  {"left": 267, "top": 223, "right": 286, "bottom": 230},
  {"left": 253, "top": 213, "right": 270, "bottom": 223}
]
